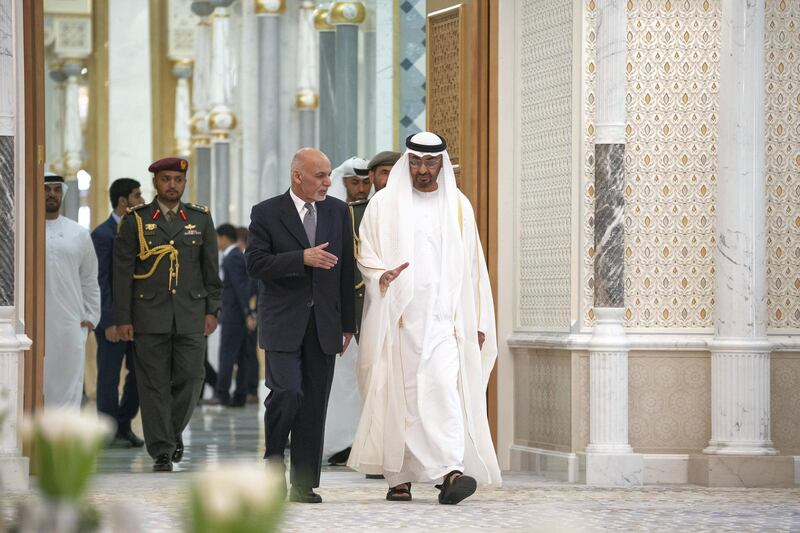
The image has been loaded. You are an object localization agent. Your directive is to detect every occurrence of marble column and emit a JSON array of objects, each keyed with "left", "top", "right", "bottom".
[
  {"left": 330, "top": 2, "right": 364, "bottom": 167},
  {"left": 315, "top": 6, "right": 336, "bottom": 161},
  {"left": 705, "top": 0, "right": 775, "bottom": 457},
  {"left": 46, "top": 64, "right": 67, "bottom": 174},
  {"left": 585, "top": 0, "right": 641, "bottom": 486},
  {"left": 256, "top": 0, "right": 284, "bottom": 201},
  {"left": 208, "top": 1, "right": 237, "bottom": 222},
  {"left": 173, "top": 61, "right": 193, "bottom": 157},
  {"left": 191, "top": 6, "right": 213, "bottom": 205},
  {"left": 62, "top": 60, "right": 84, "bottom": 178},
  {"left": 0, "top": 0, "right": 32, "bottom": 490},
  {"left": 362, "top": 19, "right": 376, "bottom": 158},
  {"left": 296, "top": 0, "right": 319, "bottom": 149}
]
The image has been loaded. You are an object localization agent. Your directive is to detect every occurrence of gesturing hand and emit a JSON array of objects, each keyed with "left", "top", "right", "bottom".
[
  {"left": 304, "top": 242, "right": 338, "bottom": 269},
  {"left": 379, "top": 262, "right": 410, "bottom": 295}
]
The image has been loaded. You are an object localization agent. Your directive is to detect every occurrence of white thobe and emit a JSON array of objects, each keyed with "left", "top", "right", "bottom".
[
  {"left": 44, "top": 216, "right": 101, "bottom": 408},
  {"left": 385, "top": 188, "right": 465, "bottom": 486}
]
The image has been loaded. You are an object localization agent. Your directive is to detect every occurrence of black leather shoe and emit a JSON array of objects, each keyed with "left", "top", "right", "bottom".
[
  {"left": 118, "top": 428, "right": 144, "bottom": 448},
  {"left": 153, "top": 454, "right": 172, "bottom": 472},
  {"left": 289, "top": 487, "right": 322, "bottom": 503},
  {"left": 228, "top": 396, "right": 247, "bottom": 408},
  {"left": 328, "top": 447, "right": 351, "bottom": 466},
  {"left": 172, "top": 437, "right": 184, "bottom": 463}
]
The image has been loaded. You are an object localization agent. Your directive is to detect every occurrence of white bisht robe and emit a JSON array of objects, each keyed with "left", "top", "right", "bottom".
[
  {"left": 347, "top": 149, "right": 501, "bottom": 486},
  {"left": 44, "top": 215, "right": 101, "bottom": 408}
]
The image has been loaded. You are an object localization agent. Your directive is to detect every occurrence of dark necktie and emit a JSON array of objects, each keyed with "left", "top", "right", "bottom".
[{"left": 303, "top": 203, "right": 316, "bottom": 246}]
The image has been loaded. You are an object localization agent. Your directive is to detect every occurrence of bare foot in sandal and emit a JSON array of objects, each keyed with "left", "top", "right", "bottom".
[{"left": 386, "top": 482, "right": 412, "bottom": 501}]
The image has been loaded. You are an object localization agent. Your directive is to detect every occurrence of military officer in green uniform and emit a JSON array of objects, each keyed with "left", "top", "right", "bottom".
[
  {"left": 349, "top": 151, "right": 401, "bottom": 338},
  {"left": 113, "top": 156, "right": 222, "bottom": 472}
]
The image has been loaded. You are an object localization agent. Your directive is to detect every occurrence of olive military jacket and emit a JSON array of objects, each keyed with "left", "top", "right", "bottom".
[
  {"left": 113, "top": 199, "right": 222, "bottom": 334},
  {"left": 349, "top": 199, "right": 368, "bottom": 335}
]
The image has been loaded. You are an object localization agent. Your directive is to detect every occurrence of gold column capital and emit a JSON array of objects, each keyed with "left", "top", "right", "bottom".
[
  {"left": 328, "top": 2, "right": 366, "bottom": 25},
  {"left": 255, "top": 0, "right": 286, "bottom": 15},
  {"left": 295, "top": 91, "right": 320, "bottom": 110},
  {"left": 314, "top": 7, "right": 334, "bottom": 31}
]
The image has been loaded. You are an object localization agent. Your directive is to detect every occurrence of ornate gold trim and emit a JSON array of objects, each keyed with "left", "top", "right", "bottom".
[
  {"left": 295, "top": 91, "right": 320, "bottom": 110},
  {"left": 328, "top": 2, "right": 366, "bottom": 25},
  {"left": 313, "top": 7, "right": 334, "bottom": 30},
  {"left": 255, "top": 0, "right": 286, "bottom": 15}
]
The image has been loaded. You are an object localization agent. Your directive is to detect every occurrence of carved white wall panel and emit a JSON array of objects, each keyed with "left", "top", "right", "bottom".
[
  {"left": 515, "top": 0, "right": 573, "bottom": 331},
  {"left": 583, "top": 0, "right": 719, "bottom": 329},
  {"left": 765, "top": 0, "right": 800, "bottom": 330},
  {"left": 169, "top": 0, "right": 195, "bottom": 60},
  {"left": 53, "top": 16, "right": 92, "bottom": 58}
]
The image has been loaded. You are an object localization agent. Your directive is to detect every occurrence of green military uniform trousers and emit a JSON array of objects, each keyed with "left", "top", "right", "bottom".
[{"left": 133, "top": 325, "right": 205, "bottom": 458}]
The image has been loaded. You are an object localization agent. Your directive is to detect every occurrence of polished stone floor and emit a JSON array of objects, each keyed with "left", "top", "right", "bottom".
[{"left": 4, "top": 404, "right": 800, "bottom": 531}]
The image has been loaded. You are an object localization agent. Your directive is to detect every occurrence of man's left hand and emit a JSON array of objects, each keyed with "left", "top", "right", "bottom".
[
  {"left": 341, "top": 332, "right": 354, "bottom": 356},
  {"left": 204, "top": 314, "right": 218, "bottom": 336},
  {"left": 478, "top": 331, "right": 485, "bottom": 350},
  {"left": 81, "top": 321, "right": 95, "bottom": 331}
]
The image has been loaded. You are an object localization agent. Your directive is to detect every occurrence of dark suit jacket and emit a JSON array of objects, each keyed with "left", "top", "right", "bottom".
[
  {"left": 91, "top": 215, "right": 118, "bottom": 332},
  {"left": 245, "top": 190, "right": 355, "bottom": 355},
  {"left": 220, "top": 246, "right": 253, "bottom": 325}
]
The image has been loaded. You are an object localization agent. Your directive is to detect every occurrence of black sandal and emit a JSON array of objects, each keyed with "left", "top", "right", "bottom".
[
  {"left": 435, "top": 470, "right": 476, "bottom": 505},
  {"left": 386, "top": 483, "right": 412, "bottom": 501}
]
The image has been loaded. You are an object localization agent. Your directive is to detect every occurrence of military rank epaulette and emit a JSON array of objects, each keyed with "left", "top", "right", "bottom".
[
  {"left": 127, "top": 203, "right": 149, "bottom": 213},
  {"left": 185, "top": 203, "right": 210, "bottom": 214},
  {"left": 348, "top": 199, "right": 369, "bottom": 207}
]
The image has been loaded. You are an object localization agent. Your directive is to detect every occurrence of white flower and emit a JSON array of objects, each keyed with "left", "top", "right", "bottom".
[
  {"left": 193, "top": 461, "right": 285, "bottom": 521},
  {"left": 25, "top": 408, "right": 114, "bottom": 447}
]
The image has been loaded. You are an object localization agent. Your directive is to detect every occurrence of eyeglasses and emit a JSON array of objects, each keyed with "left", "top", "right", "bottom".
[{"left": 408, "top": 158, "right": 442, "bottom": 169}]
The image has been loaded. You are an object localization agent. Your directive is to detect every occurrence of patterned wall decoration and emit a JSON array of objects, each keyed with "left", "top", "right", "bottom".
[
  {"left": 427, "top": 6, "right": 461, "bottom": 166},
  {"left": 771, "top": 354, "right": 800, "bottom": 454},
  {"left": 513, "top": 350, "right": 572, "bottom": 451},
  {"left": 583, "top": 0, "right": 719, "bottom": 329},
  {"left": 399, "top": 0, "right": 426, "bottom": 140},
  {"left": 628, "top": 354, "right": 710, "bottom": 453},
  {"left": 766, "top": 0, "right": 800, "bottom": 330},
  {"left": 515, "top": 0, "right": 573, "bottom": 331}
]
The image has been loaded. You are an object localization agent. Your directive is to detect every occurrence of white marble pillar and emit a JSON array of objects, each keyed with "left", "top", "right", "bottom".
[
  {"left": 45, "top": 64, "right": 67, "bottom": 174},
  {"left": 295, "top": 0, "right": 318, "bottom": 149},
  {"left": 256, "top": 0, "right": 284, "bottom": 201},
  {"left": 315, "top": 5, "right": 336, "bottom": 161},
  {"left": 191, "top": 6, "right": 213, "bottom": 206},
  {"left": 330, "top": 2, "right": 364, "bottom": 167},
  {"left": 705, "top": 0, "right": 775, "bottom": 457},
  {"left": 0, "top": 0, "right": 32, "bottom": 490},
  {"left": 208, "top": 1, "right": 237, "bottom": 222},
  {"left": 585, "top": 0, "right": 641, "bottom": 486},
  {"left": 173, "top": 62, "right": 193, "bottom": 157},
  {"left": 62, "top": 60, "right": 83, "bottom": 178}
]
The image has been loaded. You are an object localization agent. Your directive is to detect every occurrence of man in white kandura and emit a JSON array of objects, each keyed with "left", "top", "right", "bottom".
[
  {"left": 348, "top": 132, "right": 501, "bottom": 504},
  {"left": 44, "top": 172, "right": 101, "bottom": 408}
]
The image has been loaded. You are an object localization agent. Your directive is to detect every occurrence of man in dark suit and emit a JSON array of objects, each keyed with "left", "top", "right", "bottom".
[
  {"left": 215, "top": 223, "right": 254, "bottom": 407},
  {"left": 237, "top": 226, "right": 260, "bottom": 404},
  {"left": 246, "top": 148, "right": 355, "bottom": 504},
  {"left": 91, "top": 177, "right": 144, "bottom": 447}
]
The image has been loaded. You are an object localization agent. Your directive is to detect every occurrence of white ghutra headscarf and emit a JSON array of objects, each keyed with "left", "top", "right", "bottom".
[{"left": 328, "top": 156, "right": 370, "bottom": 201}]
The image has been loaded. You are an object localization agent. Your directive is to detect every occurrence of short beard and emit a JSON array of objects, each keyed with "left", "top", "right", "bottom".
[{"left": 45, "top": 204, "right": 61, "bottom": 213}]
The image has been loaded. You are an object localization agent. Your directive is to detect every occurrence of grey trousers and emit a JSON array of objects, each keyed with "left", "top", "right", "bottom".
[{"left": 133, "top": 330, "right": 205, "bottom": 459}]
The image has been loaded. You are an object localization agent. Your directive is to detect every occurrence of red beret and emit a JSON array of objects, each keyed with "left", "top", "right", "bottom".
[{"left": 149, "top": 157, "right": 189, "bottom": 173}]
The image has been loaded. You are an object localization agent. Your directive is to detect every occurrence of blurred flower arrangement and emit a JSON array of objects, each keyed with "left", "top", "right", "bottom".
[
  {"left": 188, "top": 462, "right": 286, "bottom": 533},
  {"left": 16, "top": 408, "right": 114, "bottom": 533}
]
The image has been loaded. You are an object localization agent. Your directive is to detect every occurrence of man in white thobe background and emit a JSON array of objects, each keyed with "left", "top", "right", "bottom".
[
  {"left": 44, "top": 173, "right": 101, "bottom": 408},
  {"left": 348, "top": 132, "right": 501, "bottom": 505}
]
